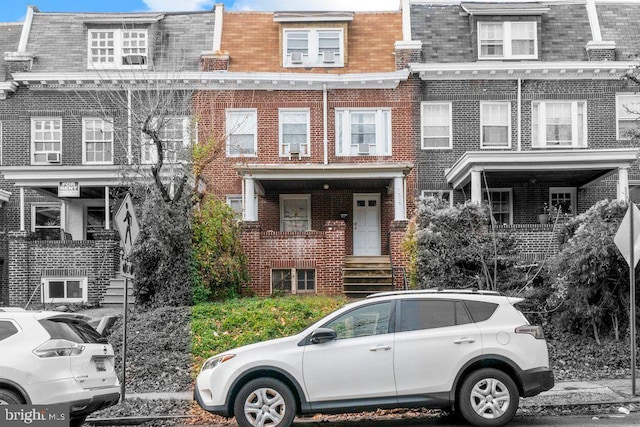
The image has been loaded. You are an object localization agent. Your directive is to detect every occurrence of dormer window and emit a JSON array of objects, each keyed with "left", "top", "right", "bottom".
[
  {"left": 478, "top": 22, "right": 537, "bottom": 60},
  {"left": 284, "top": 28, "right": 344, "bottom": 68},
  {"left": 88, "top": 29, "right": 148, "bottom": 69}
]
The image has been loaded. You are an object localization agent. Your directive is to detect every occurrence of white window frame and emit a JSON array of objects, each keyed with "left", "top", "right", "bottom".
[
  {"left": 335, "top": 108, "right": 392, "bottom": 156},
  {"left": 283, "top": 28, "right": 344, "bottom": 68},
  {"left": 421, "top": 102, "right": 452, "bottom": 150},
  {"left": 279, "top": 109, "right": 310, "bottom": 157},
  {"left": 421, "top": 190, "right": 454, "bottom": 207},
  {"left": 226, "top": 195, "right": 258, "bottom": 220},
  {"left": 31, "top": 117, "right": 62, "bottom": 165},
  {"left": 480, "top": 102, "right": 511, "bottom": 148},
  {"left": 141, "top": 117, "right": 192, "bottom": 164},
  {"left": 616, "top": 94, "right": 640, "bottom": 140},
  {"left": 87, "top": 29, "right": 148, "bottom": 70},
  {"left": 226, "top": 109, "right": 257, "bottom": 157},
  {"left": 549, "top": 187, "right": 576, "bottom": 216},
  {"left": 280, "top": 194, "right": 311, "bottom": 232},
  {"left": 531, "top": 100, "right": 587, "bottom": 148},
  {"left": 478, "top": 21, "right": 537, "bottom": 60},
  {"left": 82, "top": 117, "right": 114, "bottom": 165},
  {"left": 484, "top": 188, "right": 513, "bottom": 225},
  {"left": 271, "top": 268, "right": 316, "bottom": 295},
  {"left": 42, "top": 277, "right": 88, "bottom": 303},
  {"left": 31, "top": 204, "right": 65, "bottom": 240}
]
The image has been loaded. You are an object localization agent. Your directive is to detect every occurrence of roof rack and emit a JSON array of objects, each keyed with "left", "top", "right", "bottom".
[{"left": 366, "top": 288, "right": 503, "bottom": 299}]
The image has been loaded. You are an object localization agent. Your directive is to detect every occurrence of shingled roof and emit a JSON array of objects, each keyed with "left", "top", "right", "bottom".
[{"left": 0, "top": 23, "right": 22, "bottom": 80}]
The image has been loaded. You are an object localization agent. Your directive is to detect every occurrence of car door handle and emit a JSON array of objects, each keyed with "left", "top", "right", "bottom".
[
  {"left": 369, "top": 344, "right": 392, "bottom": 351},
  {"left": 454, "top": 337, "right": 475, "bottom": 344}
]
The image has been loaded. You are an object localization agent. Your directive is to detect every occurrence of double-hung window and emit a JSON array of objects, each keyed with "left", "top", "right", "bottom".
[
  {"left": 335, "top": 109, "right": 391, "bottom": 156},
  {"left": 141, "top": 117, "right": 191, "bottom": 164},
  {"left": 481, "top": 102, "right": 511, "bottom": 148},
  {"left": 549, "top": 187, "right": 576, "bottom": 216},
  {"left": 283, "top": 28, "right": 344, "bottom": 67},
  {"left": 32, "top": 205, "right": 63, "bottom": 240},
  {"left": 42, "top": 277, "right": 87, "bottom": 303},
  {"left": 88, "top": 29, "right": 148, "bottom": 69},
  {"left": 83, "top": 118, "right": 113, "bottom": 164},
  {"left": 271, "top": 268, "right": 316, "bottom": 295},
  {"left": 280, "top": 194, "right": 311, "bottom": 232},
  {"left": 616, "top": 94, "right": 640, "bottom": 139},
  {"left": 226, "top": 109, "right": 257, "bottom": 157},
  {"left": 531, "top": 101, "right": 587, "bottom": 148},
  {"left": 478, "top": 22, "right": 537, "bottom": 59},
  {"left": 279, "top": 109, "right": 310, "bottom": 157},
  {"left": 421, "top": 102, "right": 452, "bottom": 149},
  {"left": 32, "top": 118, "right": 62, "bottom": 164},
  {"left": 484, "top": 189, "right": 512, "bottom": 225},
  {"left": 226, "top": 195, "right": 258, "bottom": 220}
]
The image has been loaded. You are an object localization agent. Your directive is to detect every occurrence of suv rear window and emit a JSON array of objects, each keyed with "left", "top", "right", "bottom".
[
  {"left": 399, "top": 300, "right": 472, "bottom": 332},
  {"left": 0, "top": 321, "right": 19, "bottom": 341},
  {"left": 463, "top": 300, "right": 498, "bottom": 322},
  {"left": 39, "top": 318, "right": 103, "bottom": 344}
]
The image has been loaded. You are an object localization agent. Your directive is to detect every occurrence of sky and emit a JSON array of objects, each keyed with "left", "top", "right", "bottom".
[{"left": 1, "top": 0, "right": 402, "bottom": 22}]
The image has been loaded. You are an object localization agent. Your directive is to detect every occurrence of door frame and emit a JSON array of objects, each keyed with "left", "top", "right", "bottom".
[{"left": 353, "top": 193, "right": 381, "bottom": 256}]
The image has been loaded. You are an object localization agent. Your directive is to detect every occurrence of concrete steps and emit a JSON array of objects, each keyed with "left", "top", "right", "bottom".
[
  {"left": 343, "top": 255, "right": 394, "bottom": 298},
  {"left": 101, "top": 278, "right": 135, "bottom": 308}
]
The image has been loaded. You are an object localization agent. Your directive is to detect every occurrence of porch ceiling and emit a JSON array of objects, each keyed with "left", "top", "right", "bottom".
[
  {"left": 0, "top": 165, "right": 124, "bottom": 187},
  {"left": 258, "top": 178, "right": 391, "bottom": 192},
  {"left": 445, "top": 148, "right": 639, "bottom": 189}
]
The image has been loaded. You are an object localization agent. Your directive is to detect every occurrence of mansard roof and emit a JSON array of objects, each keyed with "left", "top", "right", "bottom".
[
  {"left": 597, "top": 2, "right": 640, "bottom": 61},
  {"left": 0, "top": 22, "right": 22, "bottom": 80},
  {"left": 22, "top": 10, "right": 215, "bottom": 73}
]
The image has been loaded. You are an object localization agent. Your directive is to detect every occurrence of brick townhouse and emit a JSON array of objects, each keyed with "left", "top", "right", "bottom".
[
  {"left": 0, "top": 7, "right": 216, "bottom": 306},
  {"left": 198, "top": 6, "right": 416, "bottom": 297},
  {"left": 402, "top": 0, "right": 640, "bottom": 261}
]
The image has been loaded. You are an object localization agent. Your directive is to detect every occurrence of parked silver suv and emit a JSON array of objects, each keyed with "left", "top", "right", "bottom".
[
  {"left": 0, "top": 308, "right": 120, "bottom": 426},
  {"left": 196, "top": 289, "right": 554, "bottom": 427}
]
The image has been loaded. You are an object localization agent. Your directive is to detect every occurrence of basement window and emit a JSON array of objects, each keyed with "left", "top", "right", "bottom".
[{"left": 271, "top": 269, "right": 316, "bottom": 294}]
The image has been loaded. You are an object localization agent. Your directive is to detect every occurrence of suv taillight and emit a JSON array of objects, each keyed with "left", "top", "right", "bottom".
[
  {"left": 515, "top": 325, "right": 545, "bottom": 339},
  {"left": 33, "top": 339, "right": 85, "bottom": 358}
]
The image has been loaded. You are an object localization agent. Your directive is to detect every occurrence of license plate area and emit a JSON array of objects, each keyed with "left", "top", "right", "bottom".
[{"left": 94, "top": 358, "right": 106, "bottom": 372}]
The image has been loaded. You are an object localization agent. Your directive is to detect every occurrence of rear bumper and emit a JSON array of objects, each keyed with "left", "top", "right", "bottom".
[
  {"left": 68, "top": 389, "right": 121, "bottom": 417},
  {"left": 520, "top": 367, "right": 554, "bottom": 397}
]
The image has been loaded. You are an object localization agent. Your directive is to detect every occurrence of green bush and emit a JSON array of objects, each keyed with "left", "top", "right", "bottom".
[
  {"left": 191, "top": 197, "right": 249, "bottom": 303},
  {"left": 414, "top": 198, "right": 520, "bottom": 291}
]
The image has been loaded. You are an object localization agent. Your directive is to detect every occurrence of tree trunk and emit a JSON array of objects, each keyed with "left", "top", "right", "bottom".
[{"left": 591, "top": 318, "right": 601, "bottom": 345}]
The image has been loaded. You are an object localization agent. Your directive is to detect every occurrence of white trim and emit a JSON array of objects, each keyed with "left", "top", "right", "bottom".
[
  {"left": 1, "top": 165, "right": 125, "bottom": 187},
  {"left": 616, "top": 94, "right": 640, "bottom": 140},
  {"left": 280, "top": 194, "right": 311, "bottom": 232},
  {"left": 586, "top": 0, "right": 602, "bottom": 42},
  {"left": 335, "top": 108, "right": 392, "bottom": 157},
  {"left": 531, "top": 100, "right": 587, "bottom": 148},
  {"left": 421, "top": 101, "right": 452, "bottom": 150},
  {"left": 42, "top": 277, "right": 88, "bottom": 303},
  {"left": 484, "top": 188, "right": 513, "bottom": 225},
  {"left": 235, "top": 162, "right": 412, "bottom": 180},
  {"left": 273, "top": 12, "right": 354, "bottom": 22},
  {"left": 401, "top": 0, "right": 412, "bottom": 42},
  {"left": 480, "top": 101, "right": 511, "bottom": 149},
  {"left": 31, "top": 117, "right": 62, "bottom": 165},
  {"left": 213, "top": 4, "right": 224, "bottom": 52},
  {"left": 87, "top": 29, "right": 149, "bottom": 70},
  {"left": 283, "top": 28, "right": 344, "bottom": 68},
  {"left": 279, "top": 108, "right": 310, "bottom": 157},
  {"left": 421, "top": 189, "right": 453, "bottom": 207},
  {"left": 353, "top": 193, "right": 381, "bottom": 256},
  {"left": 17, "top": 6, "right": 35, "bottom": 53},
  {"left": 226, "top": 109, "right": 257, "bottom": 158},
  {"left": 477, "top": 21, "right": 538, "bottom": 60},
  {"left": 82, "top": 117, "right": 114, "bottom": 165}
]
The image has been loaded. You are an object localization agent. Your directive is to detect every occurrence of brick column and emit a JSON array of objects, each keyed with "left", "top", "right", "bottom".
[
  {"left": 240, "top": 221, "right": 261, "bottom": 295},
  {"left": 8, "top": 231, "right": 30, "bottom": 307},
  {"left": 322, "top": 221, "right": 346, "bottom": 295},
  {"left": 389, "top": 220, "right": 409, "bottom": 290},
  {"left": 92, "top": 230, "right": 120, "bottom": 302}
]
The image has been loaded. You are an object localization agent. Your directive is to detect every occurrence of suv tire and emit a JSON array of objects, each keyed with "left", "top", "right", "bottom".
[
  {"left": 234, "top": 377, "right": 296, "bottom": 427},
  {"left": 0, "top": 389, "right": 22, "bottom": 405},
  {"left": 458, "top": 368, "right": 518, "bottom": 427}
]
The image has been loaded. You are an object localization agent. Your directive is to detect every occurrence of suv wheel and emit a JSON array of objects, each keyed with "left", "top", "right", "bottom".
[
  {"left": 234, "top": 378, "right": 296, "bottom": 427},
  {"left": 458, "top": 368, "right": 518, "bottom": 427},
  {"left": 0, "top": 389, "right": 22, "bottom": 405}
]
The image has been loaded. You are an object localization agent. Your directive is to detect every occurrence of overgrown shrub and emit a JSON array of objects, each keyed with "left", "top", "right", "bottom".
[
  {"left": 413, "top": 198, "right": 521, "bottom": 291},
  {"left": 549, "top": 199, "right": 631, "bottom": 343},
  {"left": 191, "top": 196, "right": 249, "bottom": 303}
]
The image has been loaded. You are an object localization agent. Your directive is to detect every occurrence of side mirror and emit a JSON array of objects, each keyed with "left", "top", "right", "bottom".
[{"left": 310, "top": 328, "right": 337, "bottom": 344}]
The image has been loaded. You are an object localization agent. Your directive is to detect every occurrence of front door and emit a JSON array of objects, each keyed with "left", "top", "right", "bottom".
[{"left": 353, "top": 193, "right": 381, "bottom": 256}]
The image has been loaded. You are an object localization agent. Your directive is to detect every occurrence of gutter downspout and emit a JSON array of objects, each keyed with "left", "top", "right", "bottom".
[
  {"left": 517, "top": 78, "right": 522, "bottom": 151},
  {"left": 127, "top": 89, "right": 132, "bottom": 164},
  {"left": 323, "top": 83, "right": 328, "bottom": 165}
]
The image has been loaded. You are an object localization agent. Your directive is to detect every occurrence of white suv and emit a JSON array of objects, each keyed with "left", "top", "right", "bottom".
[
  {"left": 195, "top": 289, "right": 554, "bottom": 427},
  {"left": 0, "top": 308, "right": 120, "bottom": 426}
]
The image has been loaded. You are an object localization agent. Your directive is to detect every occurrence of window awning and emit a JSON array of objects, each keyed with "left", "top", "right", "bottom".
[
  {"left": 461, "top": 2, "right": 549, "bottom": 16},
  {"left": 445, "top": 148, "right": 639, "bottom": 189}
]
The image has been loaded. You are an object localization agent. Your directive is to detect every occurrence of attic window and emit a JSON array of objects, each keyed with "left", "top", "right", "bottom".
[
  {"left": 478, "top": 22, "right": 537, "bottom": 60},
  {"left": 283, "top": 28, "right": 344, "bottom": 68},
  {"left": 88, "top": 29, "right": 148, "bottom": 69}
]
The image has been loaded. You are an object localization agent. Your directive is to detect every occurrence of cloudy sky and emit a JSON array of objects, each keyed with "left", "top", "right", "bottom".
[{"left": 3, "top": 0, "right": 401, "bottom": 22}]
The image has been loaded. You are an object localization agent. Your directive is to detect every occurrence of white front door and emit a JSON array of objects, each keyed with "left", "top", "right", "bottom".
[{"left": 353, "top": 193, "right": 381, "bottom": 256}]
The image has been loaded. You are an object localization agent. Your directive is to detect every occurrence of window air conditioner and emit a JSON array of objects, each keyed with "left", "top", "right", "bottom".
[
  {"left": 357, "top": 143, "right": 370, "bottom": 155},
  {"left": 122, "top": 54, "right": 146, "bottom": 65},
  {"left": 290, "top": 52, "right": 303, "bottom": 64},
  {"left": 322, "top": 51, "right": 336, "bottom": 63},
  {"left": 47, "top": 152, "right": 61, "bottom": 163},
  {"left": 289, "top": 142, "right": 301, "bottom": 155}
]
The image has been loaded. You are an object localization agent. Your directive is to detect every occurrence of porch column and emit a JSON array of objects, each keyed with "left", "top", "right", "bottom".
[
  {"left": 618, "top": 166, "right": 630, "bottom": 202},
  {"left": 19, "top": 187, "right": 25, "bottom": 231},
  {"left": 471, "top": 169, "right": 482, "bottom": 203},
  {"left": 244, "top": 177, "right": 257, "bottom": 221},
  {"left": 393, "top": 176, "right": 406, "bottom": 221},
  {"left": 105, "top": 186, "right": 110, "bottom": 230}
]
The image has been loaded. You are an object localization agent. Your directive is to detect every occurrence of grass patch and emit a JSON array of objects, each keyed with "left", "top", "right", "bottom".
[{"left": 192, "top": 295, "right": 346, "bottom": 369}]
